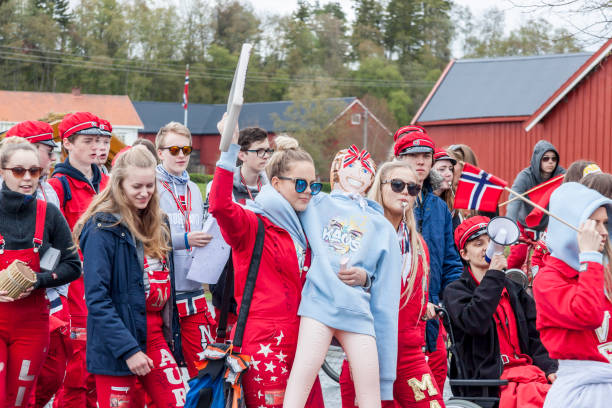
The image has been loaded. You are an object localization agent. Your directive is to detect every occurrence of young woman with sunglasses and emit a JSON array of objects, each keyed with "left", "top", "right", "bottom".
[
  {"left": 209, "top": 122, "right": 324, "bottom": 408},
  {"left": 155, "top": 122, "right": 216, "bottom": 377},
  {"left": 0, "top": 139, "right": 81, "bottom": 406},
  {"left": 284, "top": 145, "right": 402, "bottom": 407},
  {"left": 336, "top": 161, "right": 444, "bottom": 407},
  {"left": 74, "top": 146, "right": 185, "bottom": 407}
]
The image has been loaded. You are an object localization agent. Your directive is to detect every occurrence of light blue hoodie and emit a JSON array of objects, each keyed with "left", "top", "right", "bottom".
[
  {"left": 547, "top": 182, "right": 612, "bottom": 269},
  {"left": 298, "top": 191, "right": 401, "bottom": 400}
]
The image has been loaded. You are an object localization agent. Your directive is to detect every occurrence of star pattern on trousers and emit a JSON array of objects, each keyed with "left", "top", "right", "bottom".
[
  {"left": 251, "top": 357, "right": 260, "bottom": 371},
  {"left": 254, "top": 375, "right": 262, "bottom": 382},
  {"left": 258, "top": 391, "right": 263, "bottom": 399},
  {"left": 264, "top": 361, "right": 276, "bottom": 373},
  {"left": 281, "top": 367, "right": 288, "bottom": 374},
  {"left": 271, "top": 376, "right": 278, "bottom": 381},
  {"left": 257, "top": 343, "right": 273, "bottom": 357},
  {"left": 275, "top": 331, "right": 284, "bottom": 346},
  {"left": 275, "top": 351, "right": 287, "bottom": 363}
]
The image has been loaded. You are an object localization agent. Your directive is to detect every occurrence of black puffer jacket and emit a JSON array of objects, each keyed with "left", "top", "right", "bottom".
[{"left": 443, "top": 267, "right": 557, "bottom": 400}]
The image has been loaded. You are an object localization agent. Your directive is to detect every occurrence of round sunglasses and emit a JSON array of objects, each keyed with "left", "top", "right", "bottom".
[
  {"left": 382, "top": 179, "right": 421, "bottom": 196},
  {"left": 278, "top": 176, "right": 322, "bottom": 195},
  {"left": 160, "top": 145, "right": 193, "bottom": 156},
  {"left": 2, "top": 166, "right": 43, "bottom": 178}
]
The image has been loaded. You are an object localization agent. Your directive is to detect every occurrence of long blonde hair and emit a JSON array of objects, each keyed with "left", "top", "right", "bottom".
[
  {"left": 73, "top": 145, "right": 170, "bottom": 260},
  {"left": 368, "top": 161, "right": 429, "bottom": 310}
]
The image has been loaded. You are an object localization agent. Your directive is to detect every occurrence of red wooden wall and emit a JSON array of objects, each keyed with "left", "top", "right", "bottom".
[{"left": 420, "top": 53, "right": 612, "bottom": 202}]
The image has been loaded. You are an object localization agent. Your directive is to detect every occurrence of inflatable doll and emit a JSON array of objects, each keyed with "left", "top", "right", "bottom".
[{"left": 283, "top": 145, "right": 401, "bottom": 408}]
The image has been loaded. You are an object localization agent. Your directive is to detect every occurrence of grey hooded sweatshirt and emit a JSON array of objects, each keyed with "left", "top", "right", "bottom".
[
  {"left": 157, "top": 171, "right": 204, "bottom": 293},
  {"left": 506, "top": 140, "right": 565, "bottom": 230}
]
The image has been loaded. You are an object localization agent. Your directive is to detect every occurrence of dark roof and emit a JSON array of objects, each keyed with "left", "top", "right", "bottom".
[
  {"left": 416, "top": 52, "right": 592, "bottom": 122},
  {"left": 133, "top": 97, "right": 356, "bottom": 134}
]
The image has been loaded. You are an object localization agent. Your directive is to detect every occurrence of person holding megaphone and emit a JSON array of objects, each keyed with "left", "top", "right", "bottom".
[{"left": 444, "top": 216, "right": 557, "bottom": 408}]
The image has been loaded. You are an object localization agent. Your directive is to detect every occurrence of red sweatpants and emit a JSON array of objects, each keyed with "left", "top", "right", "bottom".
[
  {"left": 179, "top": 309, "right": 217, "bottom": 378},
  {"left": 33, "top": 297, "right": 71, "bottom": 408},
  {"left": 507, "top": 243, "right": 529, "bottom": 270},
  {"left": 0, "top": 292, "right": 50, "bottom": 408},
  {"left": 425, "top": 324, "right": 447, "bottom": 393},
  {"left": 340, "top": 348, "right": 445, "bottom": 408},
  {"left": 239, "top": 321, "right": 324, "bottom": 408},
  {"left": 52, "top": 326, "right": 96, "bottom": 408},
  {"left": 95, "top": 334, "right": 186, "bottom": 408}
]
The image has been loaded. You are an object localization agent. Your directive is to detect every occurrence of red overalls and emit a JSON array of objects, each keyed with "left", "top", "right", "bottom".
[
  {"left": 95, "top": 257, "right": 186, "bottom": 408},
  {"left": 494, "top": 289, "right": 550, "bottom": 408},
  {"left": 0, "top": 200, "right": 50, "bottom": 408},
  {"left": 340, "top": 238, "right": 445, "bottom": 407}
]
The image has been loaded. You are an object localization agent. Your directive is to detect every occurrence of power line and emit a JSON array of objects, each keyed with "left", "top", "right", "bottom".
[{"left": 0, "top": 46, "right": 436, "bottom": 88}]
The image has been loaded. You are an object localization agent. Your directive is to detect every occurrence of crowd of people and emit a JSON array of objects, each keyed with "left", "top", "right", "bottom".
[{"left": 0, "top": 111, "right": 611, "bottom": 408}]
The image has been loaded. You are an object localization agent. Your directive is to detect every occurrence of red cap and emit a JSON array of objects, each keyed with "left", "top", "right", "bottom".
[
  {"left": 5, "top": 121, "right": 57, "bottom": 147},
  {"left": 434, "top": 148, "right": 457, "bottom": 165},
  {"left": 454, "top": 216, "right": 490, "bottom": 251},
  {"left": 58, "top": 112, "right": 102, "bottom": 140},
  {"left": 393, "top": 125, "right": 426, "bottom": 142},
  {"left": 98, "top": 118, "right": 113, "bottom": 137},
  {"left": 393, "top": 130, "right": 435, "bottom": 157}
]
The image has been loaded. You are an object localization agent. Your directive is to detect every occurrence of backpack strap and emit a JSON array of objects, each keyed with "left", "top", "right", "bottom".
[
  {"left": 33, "top": 199, "right": 47, "bottom": 252},
  {"left": 215, "top": 256, "right": 234, "bottom": 340},
  {"left": 58, "top": 175, "right": 72, "bottom": 210},
  {"left": 233, "top": 217, "right": 265, "bottom": 348}
]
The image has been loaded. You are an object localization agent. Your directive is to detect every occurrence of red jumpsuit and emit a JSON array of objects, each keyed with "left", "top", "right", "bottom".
[
  {"left": 95, "top": 257, "right": 186, "bottom": 407},
  {"left": 340, "top": 238, "right": 445, "bottom": 407},
  {"left": 494, "top": 289, "right": 550, "bottom": 408},
  {"left": 209, "top": 166, "right": 324, "bottom": 408},
  {"left": 48, "top": 170, "right": 108, "bottom": 408},
  {"left": 0, "top": 200, "right": 50, "bottom": 408}
]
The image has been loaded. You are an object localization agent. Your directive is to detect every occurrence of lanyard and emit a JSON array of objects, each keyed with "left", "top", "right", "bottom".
[
  {"left": 160, "top": 181, "right": 192, "bottom": 233},
  {"left": 240, "top": 172, "right": 262, "bottom": 201}
]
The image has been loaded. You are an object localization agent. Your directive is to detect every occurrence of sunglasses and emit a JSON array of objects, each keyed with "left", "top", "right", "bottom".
[
  {"left": 2, "top": 166, "right": 43, "bottom": 178},
  {"left": 161, "top": 146, "right": 193, "bottom": 156},
  {"left": 278, "top": 176, "right": 322, "bottom": 195},
  {"left": 245, "top": 148, "right": 274, "bottom": 158},
  {"left": 541, "top": 156, "right": 557, "bottom": 163},
  {"left": 382, "top": 179, "right": 421, "bottom": 196}
]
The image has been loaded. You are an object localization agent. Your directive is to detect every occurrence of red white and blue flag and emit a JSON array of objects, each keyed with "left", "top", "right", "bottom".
[
  {"left": 182, "top": 67, "right": 189, "bottom": 109},
  {"left": 454, "top": 163, "right": 508, "bottom": 212}
]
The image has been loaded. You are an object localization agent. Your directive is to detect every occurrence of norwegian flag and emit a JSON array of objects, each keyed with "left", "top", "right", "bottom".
[
  {"left": 182, "top": 67, "right": 189, "bottom": 109},
  {"left": 454, "top": 163, "right": 508, "bottom": 213}
]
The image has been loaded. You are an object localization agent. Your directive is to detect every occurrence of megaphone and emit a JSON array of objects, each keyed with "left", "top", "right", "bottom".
[{"left": 485, "top": 216, "right": 520, "bottom": 263}]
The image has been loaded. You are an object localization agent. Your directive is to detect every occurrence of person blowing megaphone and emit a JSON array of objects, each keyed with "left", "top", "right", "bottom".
[{"left": 443, "top": 216, "right": 558, "bottom": 408}]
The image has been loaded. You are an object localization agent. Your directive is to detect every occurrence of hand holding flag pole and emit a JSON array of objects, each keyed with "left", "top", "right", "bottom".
[{"left": 454, "top": 162, "right": 578, "bottom": 232}]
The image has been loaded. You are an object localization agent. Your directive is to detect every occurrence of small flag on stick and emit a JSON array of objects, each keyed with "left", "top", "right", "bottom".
[{"left": 454, "top": 163, "right": 508, "bottom": 213}]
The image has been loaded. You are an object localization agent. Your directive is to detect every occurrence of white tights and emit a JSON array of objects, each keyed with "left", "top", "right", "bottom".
[{"left": 283, "top": 316, "right": 380, "bottom": 408}]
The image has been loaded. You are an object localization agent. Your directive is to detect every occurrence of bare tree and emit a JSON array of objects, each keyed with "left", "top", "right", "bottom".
[{"left": 508, "top": 0, "right": 611, "bottom": 44}]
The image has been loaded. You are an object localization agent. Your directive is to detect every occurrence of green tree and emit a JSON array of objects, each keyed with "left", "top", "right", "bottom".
[
  {"left": 213, "top": 0, "right": 261, "bottom": 54},
  {"left": 350, "top": 0, "right": 385, "bottom": 60}
]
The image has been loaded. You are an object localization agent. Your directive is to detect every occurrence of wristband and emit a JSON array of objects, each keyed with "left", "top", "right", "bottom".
[{"left": 184, "top": 232, "right": 190, "bottom": 250}]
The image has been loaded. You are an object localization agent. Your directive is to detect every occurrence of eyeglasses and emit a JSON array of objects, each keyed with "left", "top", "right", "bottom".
[
  {"left": 382, "top": 179, "right": 421, "bottom": 196},
  {"left": 2, "top": 167, "right": 43, "bottom": 178},
  {"left": 245, "top": 148, "right": 274, "bottom": 158},
  {"left": 160, "top": 146, "right": 193, "bottom": 156},
  {"left": 541, "top": 156, "right": 557, "bottom": 163},
  {"left": 277, "top": 176, "right": 322, "bottom": 195}
]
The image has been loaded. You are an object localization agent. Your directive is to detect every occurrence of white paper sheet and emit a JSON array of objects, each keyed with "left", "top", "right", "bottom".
[{"left": 186, "top": 216, "right": 231, "bottom": 284}]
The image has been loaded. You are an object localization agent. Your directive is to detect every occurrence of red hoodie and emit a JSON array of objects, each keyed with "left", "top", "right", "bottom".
[
  {"left": 209, "top": 166, "right": 308, "bottom": 345},
  {"left": 533, "top": 256, "right": 612, "bottom": 364}
]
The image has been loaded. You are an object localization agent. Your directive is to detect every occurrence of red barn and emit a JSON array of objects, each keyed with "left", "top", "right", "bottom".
[
  {"left": 134, "top": 97, "right": 390, "bottom": 174},
  {"left": 412, "top": 38, "right": 612, "bottom": 191}
]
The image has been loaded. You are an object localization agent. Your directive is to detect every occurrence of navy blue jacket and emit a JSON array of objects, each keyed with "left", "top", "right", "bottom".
[
  {"left": 81, "top": 212, "right": 183, "bottom": 376},
  {"left": 414, "top": 182, "right": 463, "bottom": 351}
]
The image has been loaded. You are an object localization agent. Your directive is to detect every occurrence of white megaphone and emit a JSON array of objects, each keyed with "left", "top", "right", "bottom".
[{"left": 484, "top": 216, "right": 520, "bottom": 264}]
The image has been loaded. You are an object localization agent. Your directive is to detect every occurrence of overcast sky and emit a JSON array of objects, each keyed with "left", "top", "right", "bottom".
[{"left": 248, "top": 0, "right": 605, "bottom": 54}]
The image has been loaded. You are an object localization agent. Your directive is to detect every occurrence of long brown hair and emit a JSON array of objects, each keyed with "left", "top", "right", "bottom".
[
  {"left": 73, "top": 146, "right": 170, "bottom": 260},
  {"left": 368, "top": 161, "right": 429, "bottom": 311},
  {"left": 580, "top": 172, "right": 612, "bottom": 301}
]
